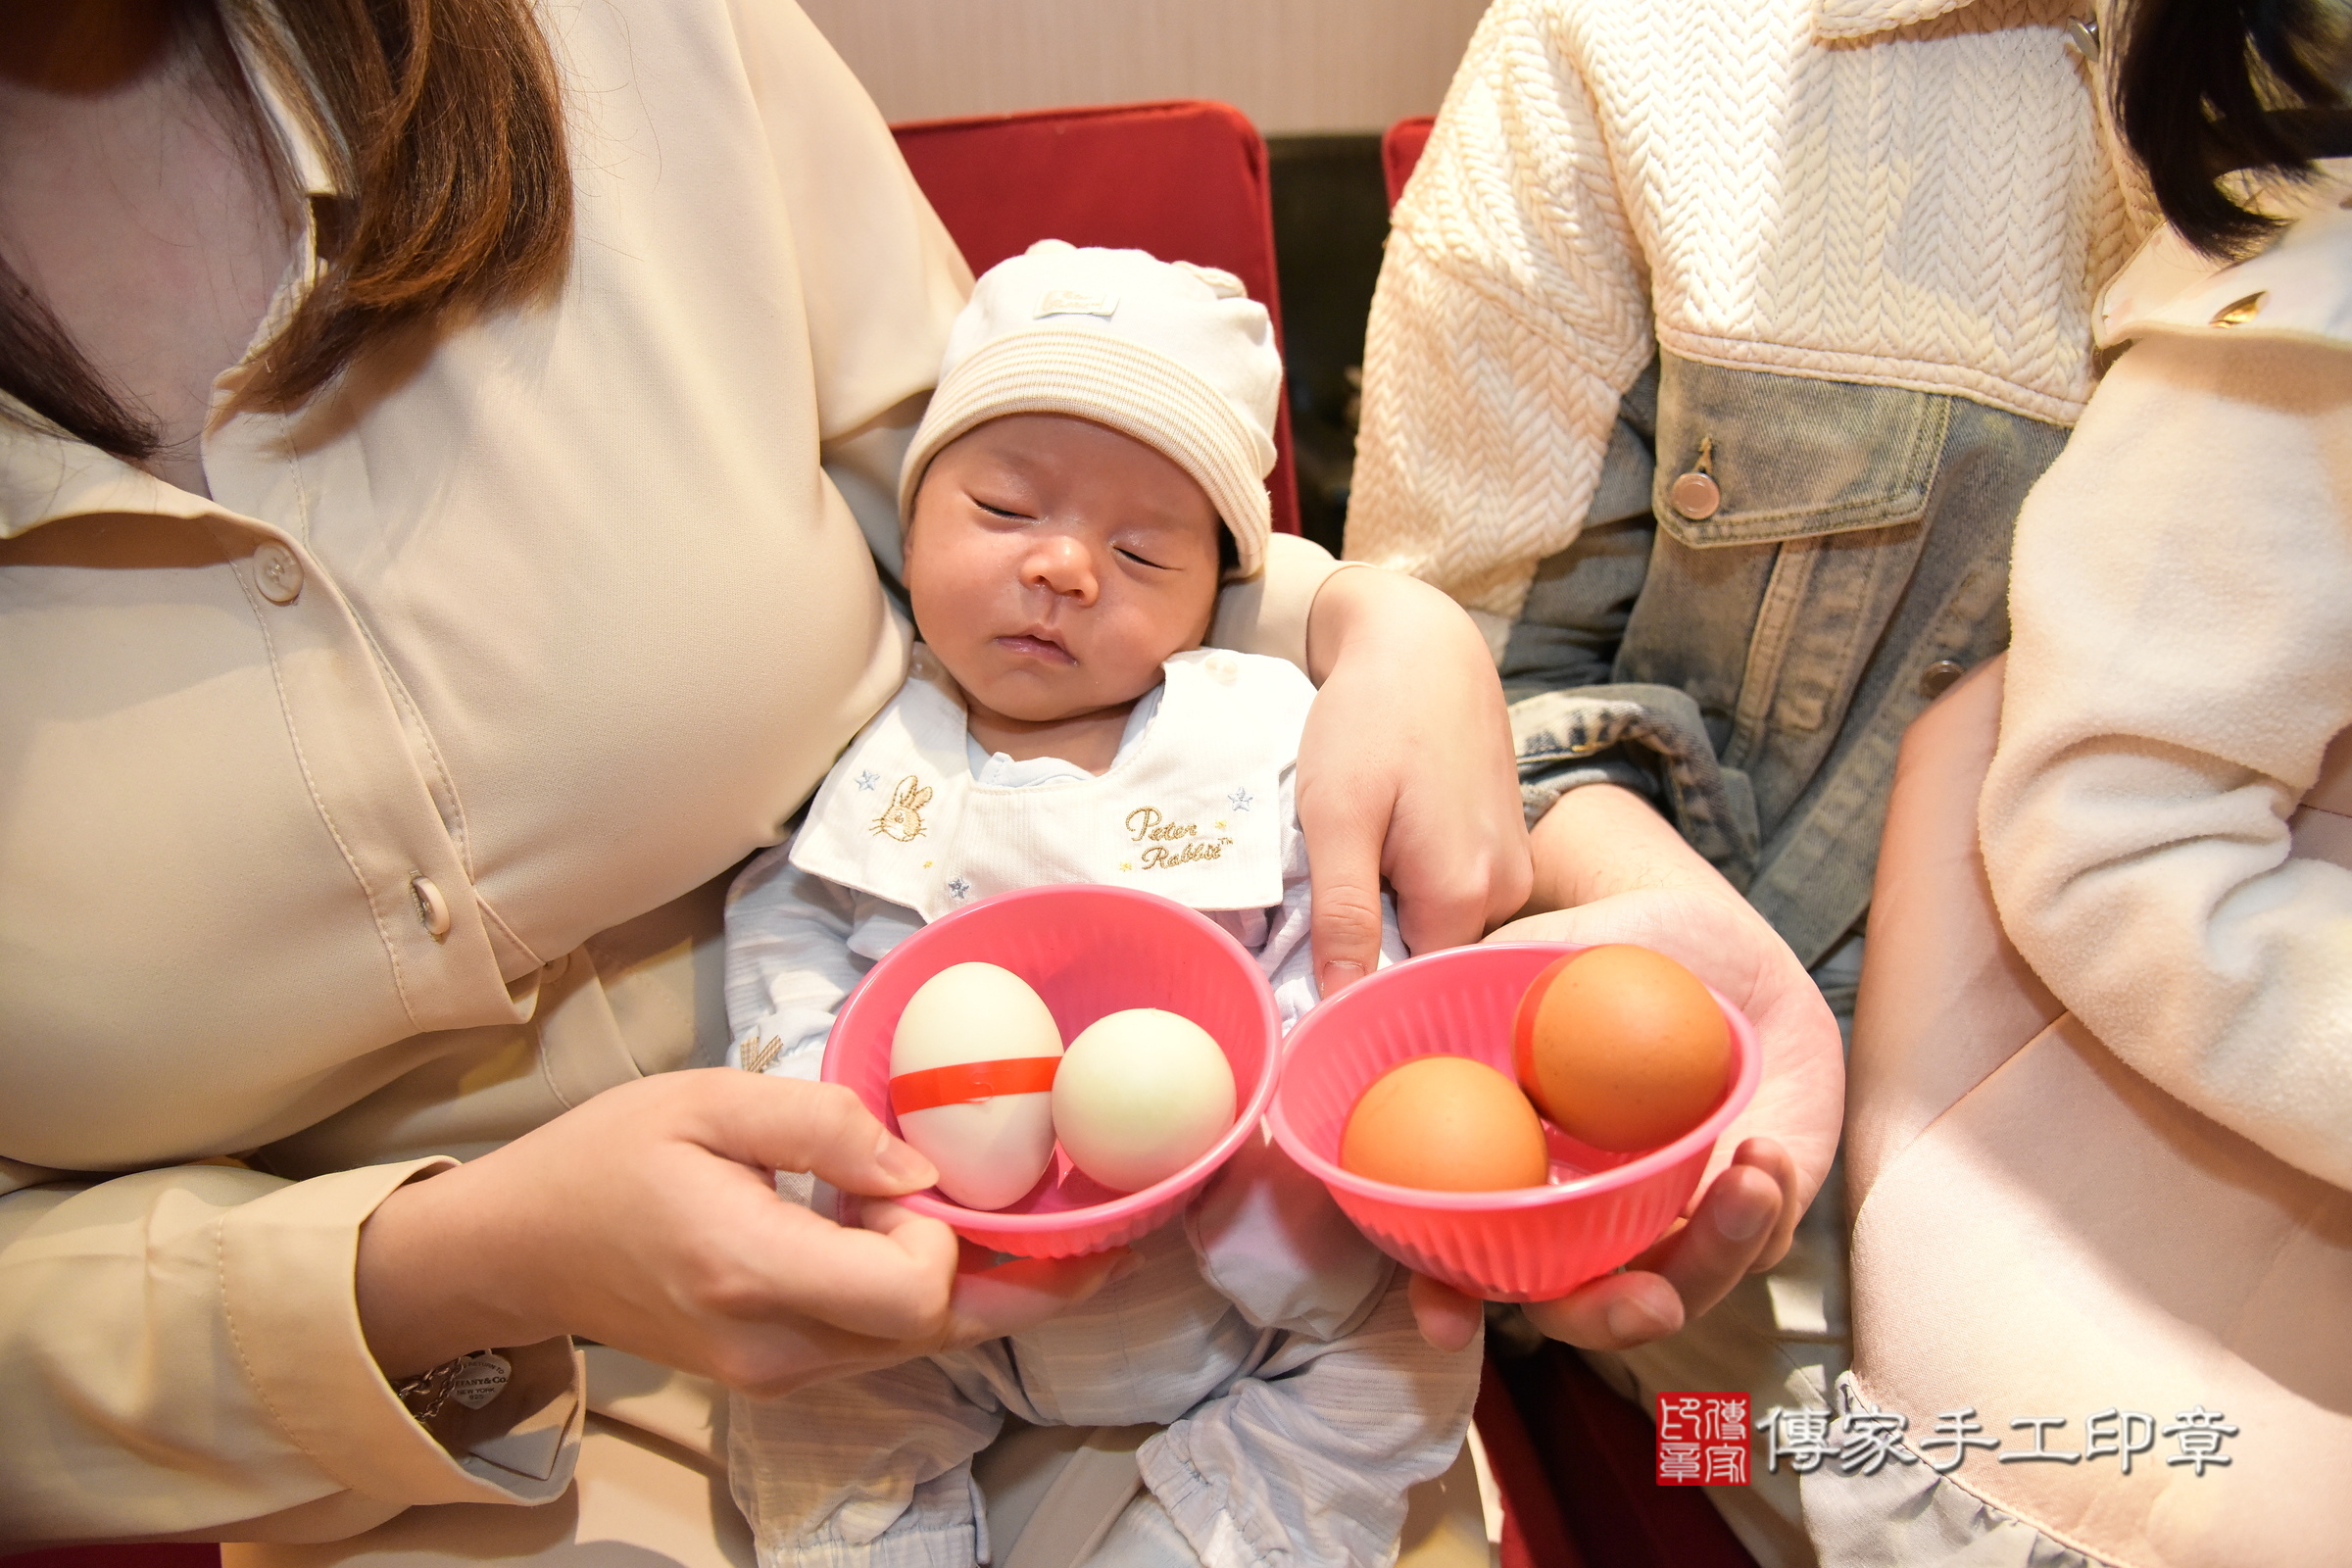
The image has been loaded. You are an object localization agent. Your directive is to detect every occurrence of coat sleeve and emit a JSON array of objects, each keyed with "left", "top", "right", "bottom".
[
  {"left": 1980, "top": 326, "right": 2352, "bottom": 1191},
  {"left": 1346, "top": 0, "right": 1655, "bottom": 649},
  {"left": 0, "top": 1160, "right": 585, "bottom": 1543}
]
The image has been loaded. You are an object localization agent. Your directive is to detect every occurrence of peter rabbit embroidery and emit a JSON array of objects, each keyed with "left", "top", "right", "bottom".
[{"left": 872, "top": 775, "right": 933, "bottom": 842}]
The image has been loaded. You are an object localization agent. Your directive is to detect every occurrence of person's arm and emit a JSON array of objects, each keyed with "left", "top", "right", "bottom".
[
  {"left": 0, "top": 1158, "right": 584, "bottom": 1544},
  {"left": 1982, "top": 326, "right": 2352, "bottom": 1190},
  {"left": 1347, "top": 0, "right": 1656, "bottom": 654}
]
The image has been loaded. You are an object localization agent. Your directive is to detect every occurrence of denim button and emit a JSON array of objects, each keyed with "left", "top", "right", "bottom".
[
  {"left": 1920, "top": 660, "right": 1966, "bottom": 700},
  {"left": 1669, "top": 470, "right": 1722, "bottom": 520}
]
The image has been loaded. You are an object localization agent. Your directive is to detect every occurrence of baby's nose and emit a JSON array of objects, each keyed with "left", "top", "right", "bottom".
[{"left": 1025, "top": 535, "right": 1099, "bottom": 598}]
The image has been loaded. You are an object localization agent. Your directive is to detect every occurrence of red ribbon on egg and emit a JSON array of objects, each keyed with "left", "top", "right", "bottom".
[{"left": 888, "top": 1055, "right": 1060, "bottom": 1116}]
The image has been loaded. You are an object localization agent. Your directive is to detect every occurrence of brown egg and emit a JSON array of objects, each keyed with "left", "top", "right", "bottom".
[
  {"left": 1512, "top": 945, "right": 1731, "bottom": 1152},
  {"left": 1340, "top": 1055, "right": 1550, "bottom": 1192}
]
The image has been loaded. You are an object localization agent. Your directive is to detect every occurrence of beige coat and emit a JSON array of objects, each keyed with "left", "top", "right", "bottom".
[
  {"left": 0, "top": 0, "right": 1334, "bottom": 1544},
  {"left": 1835, "top": 189, "right": 2352, "bottom": 1567}
]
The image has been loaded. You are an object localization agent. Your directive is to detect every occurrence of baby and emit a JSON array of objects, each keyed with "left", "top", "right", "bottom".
[{"left": 721, "top": 243, "right": 1479, "bottom": 1568}]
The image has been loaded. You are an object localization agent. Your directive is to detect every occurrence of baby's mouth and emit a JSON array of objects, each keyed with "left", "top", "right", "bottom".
[{"left": 995, "top": 631, "right": 1075, "bottom": 665}]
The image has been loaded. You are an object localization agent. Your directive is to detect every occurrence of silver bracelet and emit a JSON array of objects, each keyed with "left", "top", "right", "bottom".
[{"left": 393, "top": 1349, "right": 513, "bottom": 1426}]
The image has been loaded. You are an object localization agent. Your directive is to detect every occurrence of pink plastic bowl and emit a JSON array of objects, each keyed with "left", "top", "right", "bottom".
[
  {"left": 822, "top": 884, "right": 1280, "bottom": 1258},
  {"left": 1269, "top": 942, "right": 1761, "bottom": 1302}
]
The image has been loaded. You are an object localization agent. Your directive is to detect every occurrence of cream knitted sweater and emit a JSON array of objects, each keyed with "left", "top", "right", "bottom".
[{"left": 1350, "top": 0, "right": 2154, "bottom": 638}]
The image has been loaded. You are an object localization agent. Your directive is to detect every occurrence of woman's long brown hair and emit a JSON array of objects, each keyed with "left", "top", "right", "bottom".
[{"left": 1, "top": 0, "right": 573, "bottom": 461}]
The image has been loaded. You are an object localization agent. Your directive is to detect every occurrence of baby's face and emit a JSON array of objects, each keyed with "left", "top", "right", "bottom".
[{"left": 906, "top": 414, "right": 1224, "bottom": 726}]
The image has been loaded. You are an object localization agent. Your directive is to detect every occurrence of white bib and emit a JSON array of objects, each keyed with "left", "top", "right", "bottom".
[{"left": 790, "top": 647, "right": 1312, "bottom": 922}]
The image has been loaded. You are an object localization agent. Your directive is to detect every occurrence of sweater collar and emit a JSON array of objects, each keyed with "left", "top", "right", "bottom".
[{"left": 1813, "top": 0, "right": 1986, "bottom": 40}]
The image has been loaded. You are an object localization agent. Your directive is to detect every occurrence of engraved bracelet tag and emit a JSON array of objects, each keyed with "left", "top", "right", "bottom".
[{"left": 450, "top": 1351, "right": 514, "bottom": 1410}]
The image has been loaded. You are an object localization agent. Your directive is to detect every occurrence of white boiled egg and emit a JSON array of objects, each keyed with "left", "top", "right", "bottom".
[
  {"left": 890, "top": 961, "right": 1062, "bottom": 1210},
  {"left": 1051, "top": 1008, "right": 1236, "bottom": 1194}
]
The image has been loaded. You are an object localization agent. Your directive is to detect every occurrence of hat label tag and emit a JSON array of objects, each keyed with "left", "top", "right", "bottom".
[{"left": 1036, "top": 289, "right": 1118, "bottom": 318}]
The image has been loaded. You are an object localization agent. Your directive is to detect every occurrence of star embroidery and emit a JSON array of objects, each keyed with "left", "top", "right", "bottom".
[
  {"left": 1119, "top": 861, "right": 1134, "bottom": 872},
  {"left": 947, "top": 877, "right": 972, "bottom": 902},
  {"left": 1214, "top": 819, "right": 1229, "bottom": 831},
  {"left": 1228, "top": 787, "right": 1254, "bottom": 813},
  {"left": 854, "top": 769, "right": 882, "bottom": 792}
]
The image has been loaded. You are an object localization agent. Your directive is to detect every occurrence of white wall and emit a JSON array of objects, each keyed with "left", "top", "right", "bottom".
[{"left": 797, "top": 0, "right": 1490, "bottom": 136}]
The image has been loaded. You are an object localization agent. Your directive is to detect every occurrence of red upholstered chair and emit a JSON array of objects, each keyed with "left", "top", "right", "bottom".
[
  {"left": 892, "top": 101, "right": 1300, "bottom": 539},
  {"left": 1382, "top": 114, "right": 1437, "bottom": 209},
  {"left": 1378, "top": 114, "right": 1764, "bottom": 1568}
]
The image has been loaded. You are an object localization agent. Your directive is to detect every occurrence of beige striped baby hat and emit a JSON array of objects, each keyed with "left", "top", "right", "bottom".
[{"left": 898, "top": 240, "right": 1281, "bottom": 577}]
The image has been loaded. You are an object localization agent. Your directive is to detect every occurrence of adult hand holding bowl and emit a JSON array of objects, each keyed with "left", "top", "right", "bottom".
[{"left": 1267, "top": 940, "right": 1761, "bottom": 1304}]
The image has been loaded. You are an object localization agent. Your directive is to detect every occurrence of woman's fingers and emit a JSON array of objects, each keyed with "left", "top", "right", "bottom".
[
  {"left": 1518, "top": 1147, "right": 1790, "bottom": 1350},
  {"left": 945, "top": 1250, "right": 1133, "bottom": 1347},
  {"left": 851, "top": 1200, "right": 1130, "bottom": 1348},
  {"left": 1521, "top": 1269, "right": 1687, "bottom": 1350},
  {"left": 1643, "top": 1149, "right": 1788, "bottom": 1310},
  {"left": 1406, "top": 1272, "right": 1485, "bottom": 1352},
  {"left": 684, "top": 1071, "right": 939, "bottom": 1198},
  {"left": 646, "top": 1178, "right": 950, "bottom": 1347}
]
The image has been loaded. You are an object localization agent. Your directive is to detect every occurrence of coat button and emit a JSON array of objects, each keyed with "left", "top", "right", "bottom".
[
  {"left": 1669, "top": 469, "right": 1722, "bottom": 521},
  {"left": 410, "top": 873, "right": 452, "bottom": 939},
  {"left": 1920, "top": 659, "right": 1966, "bottom": 700},
  {"left": 254, "top": 542, "right": 304, "bottom": 604}
]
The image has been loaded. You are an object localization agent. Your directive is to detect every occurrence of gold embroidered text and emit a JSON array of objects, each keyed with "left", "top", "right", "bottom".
[
  {"left": 1126, "top": 807, "right": 1199, "bottom": 843},
  {"left": 1138, "top": 837, "right": 1231, "bottom": 870}
]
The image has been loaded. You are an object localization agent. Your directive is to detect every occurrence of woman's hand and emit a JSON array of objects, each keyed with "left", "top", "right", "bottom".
[
  {"left": 1408, "top": 784, "right": 1845, "bottom": 1352},
  {"left": 356, "top": 1070, "right": 1126, "bottom": 1396},
  {"left": 1298, "top": 566, "right": 1531, "bottom": 995}
]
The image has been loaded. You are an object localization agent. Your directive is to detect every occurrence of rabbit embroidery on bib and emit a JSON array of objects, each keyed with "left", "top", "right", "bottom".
[{"left": 871, "top": 777, "right": 932, "bottom": 842}]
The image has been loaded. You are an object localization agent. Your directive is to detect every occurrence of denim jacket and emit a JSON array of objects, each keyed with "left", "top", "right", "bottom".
[{"left": 1504, "top": 352, "right": 2069, "bottom": 968}]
